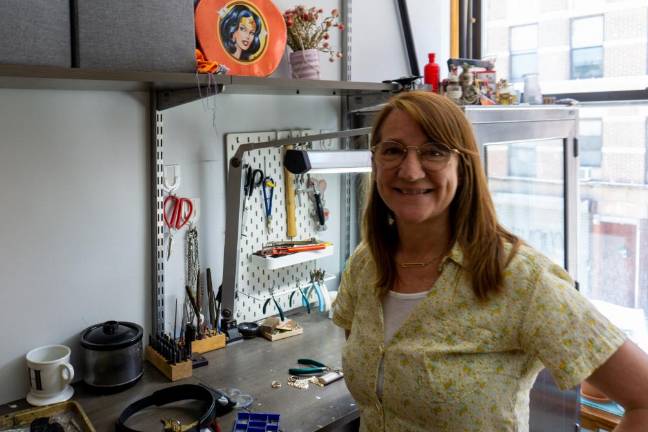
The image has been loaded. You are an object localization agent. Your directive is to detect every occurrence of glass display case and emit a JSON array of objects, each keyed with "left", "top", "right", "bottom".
[{"left": 465, "top": 105, "right": 579, "bottom": 431}]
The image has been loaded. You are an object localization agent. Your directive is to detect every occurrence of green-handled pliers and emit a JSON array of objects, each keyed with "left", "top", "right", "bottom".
[
  {"left": 263, "top": 292, "right": 285, "bottom": 321},
  {"left": 289, "top": 286, "right": 311, "bottom": 313},
  {"left": 288, "top": 358, "right": 331, "bottom": 376}
]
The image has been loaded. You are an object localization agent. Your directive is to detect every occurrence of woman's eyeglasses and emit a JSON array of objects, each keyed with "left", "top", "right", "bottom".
[{"left": 371, "top": 140, "right": 460, "bottom": 171}]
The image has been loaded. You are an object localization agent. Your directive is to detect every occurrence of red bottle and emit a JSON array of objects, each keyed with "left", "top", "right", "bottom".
[{"left": 424, "top": 52, "right": 440, "bottom": 93}]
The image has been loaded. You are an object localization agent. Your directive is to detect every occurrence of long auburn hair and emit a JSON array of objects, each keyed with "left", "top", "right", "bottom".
[{"left": 362, "top": 91, "right": 521, "bottom": 300}]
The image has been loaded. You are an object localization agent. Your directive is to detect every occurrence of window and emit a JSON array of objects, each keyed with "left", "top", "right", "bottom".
[
  {"left": 571, "top": 15, "right": 604, "bottom": 79},
  {"left": 508, "top": 143, "right": 537, "bottom": 177},
  {"left": 579, "top": 119, "right": 603, "bottom": 168},
  {"left": 509, "top": 24, "right": 538, "bottom": 82},
  {"left": 482, "top": 0, "right": 648, "bottom": 356}
]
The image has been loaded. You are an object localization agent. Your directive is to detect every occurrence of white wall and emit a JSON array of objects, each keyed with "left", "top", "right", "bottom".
[
  {"left": 0, "top": 89, "right": 150, "bottom": 402},
  {"left": 351, "top": 0, "right": 450, "bottom": 82}
]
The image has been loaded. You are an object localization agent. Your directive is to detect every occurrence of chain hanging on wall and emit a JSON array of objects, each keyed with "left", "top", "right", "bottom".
[{"left": 186, "top": 225, "right": 200, "bottom": 292}]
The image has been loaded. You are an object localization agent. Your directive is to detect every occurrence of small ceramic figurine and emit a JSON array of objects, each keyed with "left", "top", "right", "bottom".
[
  {"left": 459, "top": 63, "right": 480, "bottom": 105},
  {"left": 445, "top": 65, "right": 462, "bottom": 104},
  {"left": 496, "top": 79, "right": 516, "bottom": 105}
]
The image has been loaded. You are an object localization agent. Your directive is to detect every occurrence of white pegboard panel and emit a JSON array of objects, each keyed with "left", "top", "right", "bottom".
[{"left": 225, "top": 130, "right": 336, "bottom": 323}]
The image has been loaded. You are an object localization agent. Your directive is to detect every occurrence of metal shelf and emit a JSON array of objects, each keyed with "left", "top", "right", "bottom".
[{"left": 0, "top": 64, "right": 397, "bottom": 110}]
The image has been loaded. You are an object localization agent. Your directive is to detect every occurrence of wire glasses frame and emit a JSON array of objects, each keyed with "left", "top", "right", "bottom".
[{"left": 371, "top": 140, "right": 461, "bottom": 171}]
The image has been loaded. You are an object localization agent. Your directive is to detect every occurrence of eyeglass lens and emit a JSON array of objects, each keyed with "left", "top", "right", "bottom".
[{"left": 374, "top": 140, "right": 454, "bottom": 170}]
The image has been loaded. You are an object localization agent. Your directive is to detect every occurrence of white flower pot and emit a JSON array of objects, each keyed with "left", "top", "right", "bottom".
[{"left": 289, "top": 49, "right": 320, "bottom": 79}]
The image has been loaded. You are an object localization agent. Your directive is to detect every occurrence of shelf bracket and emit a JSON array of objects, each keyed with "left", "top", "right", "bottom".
[{"left": 156, "top": 84, "right": 225, "bottom": 111}]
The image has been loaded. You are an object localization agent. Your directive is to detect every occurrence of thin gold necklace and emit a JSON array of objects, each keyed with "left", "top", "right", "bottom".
[{"left": 398, "top": 253, "right": 443, "bottom": 268}]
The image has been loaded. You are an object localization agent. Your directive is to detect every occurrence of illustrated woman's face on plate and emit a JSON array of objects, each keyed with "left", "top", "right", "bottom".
[{"left": 233, "top": 17, "right": 256, "bottom": 57}]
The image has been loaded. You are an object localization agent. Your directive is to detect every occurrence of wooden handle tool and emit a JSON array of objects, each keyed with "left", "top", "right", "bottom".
[{"left": 284, "top": 144, "right": 297, "bottom": 238}]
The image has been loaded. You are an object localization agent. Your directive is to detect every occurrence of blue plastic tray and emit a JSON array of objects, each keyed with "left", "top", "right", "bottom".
[{"left": 232, "top": 412, "right": 281, "bottom": 432}]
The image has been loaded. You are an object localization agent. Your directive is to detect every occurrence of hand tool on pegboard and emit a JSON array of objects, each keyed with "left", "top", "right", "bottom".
[
  {"left": 283, "top": 144, "right": 297, "bottom": 238},
  {"left": 241, "top": 165, "right": 264, "bottom": 237}
]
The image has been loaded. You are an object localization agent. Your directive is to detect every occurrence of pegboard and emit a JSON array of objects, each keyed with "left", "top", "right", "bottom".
[{"left": 225, "top": 130, "right": 339, "bottom": 323}]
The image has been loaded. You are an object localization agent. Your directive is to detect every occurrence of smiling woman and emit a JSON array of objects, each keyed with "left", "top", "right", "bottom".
[{"left": 332, "top": 91, "right": 648, "bottom": 431}]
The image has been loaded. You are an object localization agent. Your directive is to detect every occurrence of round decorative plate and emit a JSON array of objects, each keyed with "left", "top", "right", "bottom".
[{"left": 195, "top": 0, "right": 287, "bottom": 76}]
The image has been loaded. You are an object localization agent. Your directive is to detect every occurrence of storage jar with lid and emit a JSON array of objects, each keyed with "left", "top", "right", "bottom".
[{"left": 80, "top": 320, "right": 143, "bottom": 392}]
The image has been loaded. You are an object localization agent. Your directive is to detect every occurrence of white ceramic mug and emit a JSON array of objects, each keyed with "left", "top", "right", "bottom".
[{"left": 26, "top": 344, "right": 75, "bottom": 406}]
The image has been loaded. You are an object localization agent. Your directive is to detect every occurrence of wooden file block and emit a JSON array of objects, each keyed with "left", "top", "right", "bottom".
[
  {"left": 192, "top": 332, "right": 226, "bottom": 354},
  {"left": 145, "top": 346, "right": 192, "bottom": 382}
]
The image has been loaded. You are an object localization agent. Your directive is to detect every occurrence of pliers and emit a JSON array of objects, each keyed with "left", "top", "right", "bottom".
[
  {"left": 288, "top": 358, "right": 332, "bottom": 376},
  {"left": 306, "top": 282, "right": 325, "bottom": 312},
  {"left": 262, "top": 290, "right": 285, "bottom": 321},
  {"left": 289, "top": 286, "right": 311, "bottom": 314}
]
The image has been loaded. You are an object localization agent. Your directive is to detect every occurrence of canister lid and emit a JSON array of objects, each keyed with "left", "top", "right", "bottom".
[{"left": 80, "top": 321, "right": 143, "bottom": 351}]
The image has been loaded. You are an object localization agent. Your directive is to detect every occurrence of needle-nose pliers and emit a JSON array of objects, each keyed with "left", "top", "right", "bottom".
[{"left": 288, "top": 358, "right": 333, "bottom": 376}]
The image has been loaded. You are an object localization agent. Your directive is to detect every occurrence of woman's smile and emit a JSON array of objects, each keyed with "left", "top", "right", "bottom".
[{"left": 394, "top": 187, "right": 433, "bottom": 195}]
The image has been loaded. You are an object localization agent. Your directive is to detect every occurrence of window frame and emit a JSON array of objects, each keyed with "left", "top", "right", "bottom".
[
  {"left": 569, "top": 14, "right": 605, "bottom": 80},
  {"left": 645, "top": 118, "right": 648, "bottom": 184},
  {"left": 477, "top": 0, "right": 647, "bottom": 102},
  {"left": 509, "top": 23, "right": 539, "bottom": 83}
]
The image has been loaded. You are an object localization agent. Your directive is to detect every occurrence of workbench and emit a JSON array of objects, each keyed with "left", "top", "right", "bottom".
[{"left": 1, "top": 312, "right": 359, "bottom": 432}]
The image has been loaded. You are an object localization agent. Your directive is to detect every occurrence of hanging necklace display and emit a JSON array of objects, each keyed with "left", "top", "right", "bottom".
[
  {"left": 186, "top": 226, "right": 200, "bottom": 290},
  {"left": 185, "top": 225, "right": 201, "bottom": 329},
  {"left": 195, "top": 0, "right": 287, "bottom": 77}
]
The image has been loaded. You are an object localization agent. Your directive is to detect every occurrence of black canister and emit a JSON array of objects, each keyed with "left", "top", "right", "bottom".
[{"left": 80, "top": 321, "right": 143, "bottom": 393}]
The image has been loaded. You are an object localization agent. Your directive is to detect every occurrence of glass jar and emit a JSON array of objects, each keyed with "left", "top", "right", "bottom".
[{"left": 523, "top": 73, "right": 543, "bottom": 105}]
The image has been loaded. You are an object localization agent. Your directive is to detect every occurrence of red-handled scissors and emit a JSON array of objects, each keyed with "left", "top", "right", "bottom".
[
  {"left": 163, "top": 195, "right": 193, "bottom": 261},
  {"left": 164, "top": 195, "right": 193, "bottom": 229}
]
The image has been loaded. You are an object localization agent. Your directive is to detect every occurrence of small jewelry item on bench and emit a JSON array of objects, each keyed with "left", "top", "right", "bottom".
[
  {"left": 160, "top": 418, "right": 182, "bottom": 432},
  {"left": 287, "top": 375, "right": 318, "bottom": 390}
]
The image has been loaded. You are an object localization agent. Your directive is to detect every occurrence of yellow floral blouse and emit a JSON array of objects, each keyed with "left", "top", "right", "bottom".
[{"left": 332, "top": 242, "right": 626, "bottom": 432}]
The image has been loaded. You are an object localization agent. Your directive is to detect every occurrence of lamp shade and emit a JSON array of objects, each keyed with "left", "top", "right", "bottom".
[{"left": 283, "top": 149, "right": 372, "bottom": 174}]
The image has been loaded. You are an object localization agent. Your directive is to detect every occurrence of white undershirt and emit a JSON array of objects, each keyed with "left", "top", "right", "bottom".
[{"left": 377, "top": 289, "right": 431, "bottom": 398}]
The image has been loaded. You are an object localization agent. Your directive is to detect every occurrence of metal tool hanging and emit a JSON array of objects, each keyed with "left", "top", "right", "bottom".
[
  {"left": 262, "top": 176, "right": 276, "bottom": 231},
  {"left": 241, "top": 165, "right": 264, "bottom": 237},
  {"left": 307, "top": 175, "right": 327, "bottom": 231},
  {"left": 263, "top": 287, "right": 285, "bottom": 321}
]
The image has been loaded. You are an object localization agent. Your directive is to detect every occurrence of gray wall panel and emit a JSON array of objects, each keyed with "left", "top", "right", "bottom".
[{"left": 0, "top": 89, "right": 149, "bottom": 403}]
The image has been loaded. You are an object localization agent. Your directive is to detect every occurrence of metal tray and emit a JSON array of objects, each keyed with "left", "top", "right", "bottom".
[{"left": 0, "top": 400, "right": 95, "bottom": 432}]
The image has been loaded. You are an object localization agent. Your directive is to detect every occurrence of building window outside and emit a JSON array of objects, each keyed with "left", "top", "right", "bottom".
[
  {"left": 579, "top": 119, "right": 603, "bottom": 168},
  {"left": 484, "top": 0, "right": 648, "bottom": 355},
  {"left": 571, "top": 15, "right": 604, "bottom": 79},
  {"left": 510, "top": 24, "right": 538, "bottom": 82}
]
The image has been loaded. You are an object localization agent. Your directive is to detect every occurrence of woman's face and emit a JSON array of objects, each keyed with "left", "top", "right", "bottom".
[
  {"left": 374, "top": 109, "right": 460, "bottom": 227},
  {"left": 233, "top": 19, "right": 256, "bottom": 53}
]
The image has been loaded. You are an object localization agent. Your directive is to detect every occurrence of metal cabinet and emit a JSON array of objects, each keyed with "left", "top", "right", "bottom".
[{"left": 465, "top": 105, "right": 579, "bottom": 432}]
